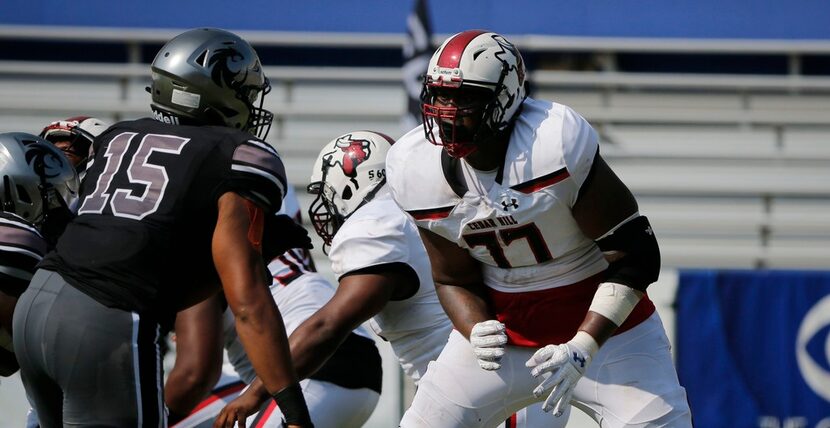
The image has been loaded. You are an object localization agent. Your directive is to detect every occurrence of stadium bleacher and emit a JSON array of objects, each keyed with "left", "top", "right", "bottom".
[{"left": 2, "top": 30, "right": 828, "bottom": 272}]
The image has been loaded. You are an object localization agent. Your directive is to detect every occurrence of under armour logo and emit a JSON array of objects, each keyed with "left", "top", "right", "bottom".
[
  {"left": 500, "top": 198, "right": 519, "bottom": 211},
  {"left": 572, "top": 352, "right": 586, "bottom": 368},
  {"left": 645, "top": 226, "right": 653, "bottom": 236}
]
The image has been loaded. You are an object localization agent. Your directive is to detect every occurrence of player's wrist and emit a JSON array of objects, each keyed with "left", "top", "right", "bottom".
[
  {"left": 249, "top": 377, "right": 271, "bottom": 401},
  {"left": 588, "top": 282, "right": 643, "bottom": 326},
  {"left": 569, "top": 330, "right": 599, "bottom": 359},
  {"left": 271, "top": 383, "right": 313, "bottom": 427}
]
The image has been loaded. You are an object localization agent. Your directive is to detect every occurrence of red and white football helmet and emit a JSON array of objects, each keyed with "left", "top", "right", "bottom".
[
  {"left": 39, "top": 116, "right": 109, "bottom": 169},
  {"left": 421, "top": 30, "right": 528, "bottom": 158},
  {"left": 307, "top": 130, "right": 395, "bottom": 253}
]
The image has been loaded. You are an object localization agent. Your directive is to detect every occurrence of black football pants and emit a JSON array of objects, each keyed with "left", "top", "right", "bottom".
[{"left": 13, "top": 269, "right": 166, "bottom": 427}]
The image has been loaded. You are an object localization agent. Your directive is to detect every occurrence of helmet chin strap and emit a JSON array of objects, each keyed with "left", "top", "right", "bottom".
[
  {"left": 2, "top": 176, "right": 15, "bottom": 214},
  {"left": 36, "top": 170, "right": 54, "bottom": 227},
  {"left": 346, "top": 178, "right": 386, "bottom": 221}
]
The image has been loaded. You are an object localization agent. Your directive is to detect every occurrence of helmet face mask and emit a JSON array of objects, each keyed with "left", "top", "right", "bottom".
[
  {"left": 39, "top": 116, "right": 109, "bottom": 169},
  {"left": 422, "top": 85, "right": 497, "bottom": 158},
  {"left": 307, "top": 131, "right": 395, "bottom": 254},
  {"left": 0, "top": 132, "right": 79, "bottom": 225},
  {"left": 306, "top": 179, "right": 346, "bottom": 253},
  {"left": 149, "top": 28, "right": 274, "bottom": 138},
  {"left": 421, "top": 30, "right": 528, "bottom": 158}
]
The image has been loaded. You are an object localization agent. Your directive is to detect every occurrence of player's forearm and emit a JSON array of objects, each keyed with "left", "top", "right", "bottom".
[
  {"left": 288, "top": 314, "right": 351, "bottom": 380},
  {"left": 580, "top": 283, "right": 644, "bottom": 347},
  {"left": 242, "top": 376, "right": 270, "bottom": 404},
  {"left": 435, "top": 282, "right": 493, "bottom": 339},
  {"left": 234, "top": 297, "right": 299, "bottom": 394},
  {"left": 165, "top": 365, "right": 217, "bottom": 418}
]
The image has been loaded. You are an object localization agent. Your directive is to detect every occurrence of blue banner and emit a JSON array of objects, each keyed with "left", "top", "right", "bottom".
[
  {"left": 3, "top": 0, "right": 830, "bottom": 40},
  {"left": 677, "top": 270, "right": 830, "bottom": 428}
]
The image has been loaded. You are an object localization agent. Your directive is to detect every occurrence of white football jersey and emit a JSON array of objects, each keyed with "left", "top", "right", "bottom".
[
  {"left": 328, "top": 189, "right": 452, "bottom": 383},
  {"left": 222, "top": 271, "right": 369, "bottom": 384},
  {"left": 388, "top": 97, "right": 608, "bottom": 293},
  {"left": 223, "top": 187, "right": 371, "bottom": 384}
]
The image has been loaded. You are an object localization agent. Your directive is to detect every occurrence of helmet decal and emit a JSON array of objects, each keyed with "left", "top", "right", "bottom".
[
  {"left": 323, "top": 134, "right": 373, "bottom": 189},
  {"left": 209, "top": 46, "right": 247, "bottom": 91},
  {"left": 493, "top": 34, "right": 525, "bottom": 87},
  {"left": 25, "top": 143, "right": 70, "bottom": 181}
]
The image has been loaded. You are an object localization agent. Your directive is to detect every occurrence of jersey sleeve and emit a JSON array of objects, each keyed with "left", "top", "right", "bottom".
[
  {"left": 329, "top": 218, "right": 409, "bottom": 280},
  {"left": 0, "top": 214, "right": 46, "bottom": 298},
  {"left": 560, "top": 106, "right": 600, "bottom": 205},
  {"left": 224, "top": 138, "right": 287, "bottom": 214}
]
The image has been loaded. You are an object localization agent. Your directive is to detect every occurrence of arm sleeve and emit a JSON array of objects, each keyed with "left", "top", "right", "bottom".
[
  {"left": 329, "top": 219, "right": 410, "bottom": 280},
  {"left": 221, "top": 139, "right": 287, "bottom": 214},
  {"left": 560, "top": 106, "right": 600, "bottom": 206}
]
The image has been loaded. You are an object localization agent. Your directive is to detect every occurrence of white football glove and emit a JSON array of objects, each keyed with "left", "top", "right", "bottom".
[
  {"left": 525, "top": 332, "right": 598, "bottom": 416},
  {"left": 470, "top": 320, "right": 508, "bottom": 370}
]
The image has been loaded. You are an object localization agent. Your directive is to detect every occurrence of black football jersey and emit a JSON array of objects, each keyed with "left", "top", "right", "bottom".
[
  {"left": 0, "top": 212, "right": 47, "bottom": 298},
  {"left": 40, "top": 118, "right": 287, "bottom": 317}
]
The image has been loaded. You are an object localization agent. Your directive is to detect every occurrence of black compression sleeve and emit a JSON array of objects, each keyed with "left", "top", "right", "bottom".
[
  {"left": 272, "top": 383, "right": 314, "bottom": 427},
  {"left": 595, "top": 215, "right": 661, "bottom": 291}
]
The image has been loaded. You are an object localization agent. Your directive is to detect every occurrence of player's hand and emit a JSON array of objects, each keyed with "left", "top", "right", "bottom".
[
  {"left": 525, "top": 337, "right": 593, "bottom": 416},
  {"left": 262, "top": 214, "right": 313, "bottom": 261},
  {"left": 214, "top": 388, "right": 264, "bottom": 428},
  {"left": 470, "top": 320, "right": 508, "bottom": 370}
]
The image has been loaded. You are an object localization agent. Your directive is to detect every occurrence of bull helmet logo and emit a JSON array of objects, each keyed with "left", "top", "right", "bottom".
[{"left": 323, "top": 134, "right": 372, "bottom": 189}]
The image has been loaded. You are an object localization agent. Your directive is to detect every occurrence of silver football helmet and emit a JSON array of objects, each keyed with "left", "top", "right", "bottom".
[
  {"left": 307, "top": 131, "right": 395, "bottom": 253},
  {"left": 421, "top": 30, "right": 528, "bottom": 158},
  {"left": 148, "top": 28, "right": 273, "bottom": 138},
  {"left": 0, "top": 132, "right": 79, "bottom": 225}
]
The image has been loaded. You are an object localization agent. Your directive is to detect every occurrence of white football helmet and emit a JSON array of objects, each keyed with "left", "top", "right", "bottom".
[
  {"left": 307, "top": 131, "right": 395, "bottom": 253},
  {"left": 0, "top": 132, "right": 79, "bottom": 224},
  {"left": 40, "top": 115, "right": 109, "bottom": 170},
  {"left": 421, "top": 30, "right": 528, "bottom": 158}
]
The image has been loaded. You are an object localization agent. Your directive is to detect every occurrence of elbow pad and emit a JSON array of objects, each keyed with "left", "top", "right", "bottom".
[{"left": 595, "top": 215, "right": 660, "bottom": 291}]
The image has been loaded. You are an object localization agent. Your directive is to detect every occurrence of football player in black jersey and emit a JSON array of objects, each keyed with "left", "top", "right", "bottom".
[
  {"left": 13, "top": 28, "right": 313, "bottom": 428},
  {"left": 0, "top": 132, "right": 78, "bottom": 377}
]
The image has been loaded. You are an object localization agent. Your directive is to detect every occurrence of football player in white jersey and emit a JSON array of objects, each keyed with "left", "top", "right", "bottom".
[
  {"left": 387, "top": 30, "right": 693, "bottom": 427},
  {"left": 167, "top": 185, "right": 382, "bottom": 428},
  {"left": 215, "top": 130, "right": 454, "bottom": 425}
]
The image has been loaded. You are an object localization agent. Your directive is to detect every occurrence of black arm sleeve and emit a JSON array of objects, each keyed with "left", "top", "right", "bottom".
[{"left": 595, "top": 215, "right": 660, "bottom": 291}]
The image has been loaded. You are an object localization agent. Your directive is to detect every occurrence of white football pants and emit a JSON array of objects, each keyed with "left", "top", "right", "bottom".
[{"left": 402, "top": 313, "right": 692, "bottom": 428}]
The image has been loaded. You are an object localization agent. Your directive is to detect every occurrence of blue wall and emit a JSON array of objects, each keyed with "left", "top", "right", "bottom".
[{"left": 3, "top": 0, "right": 830, "bottom": 40}]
